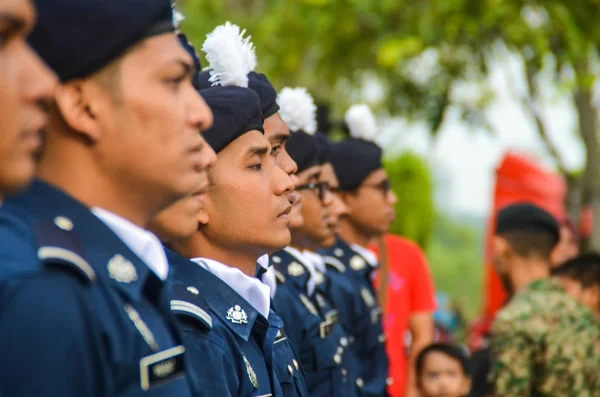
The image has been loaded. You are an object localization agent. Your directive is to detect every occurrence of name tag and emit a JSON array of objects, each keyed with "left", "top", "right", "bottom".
[
  {"left": 319, "top": 319, "right": 333, "bottom": 339},
  {"left": 140, "top": 345, "right": 186, "bottom": 391}
]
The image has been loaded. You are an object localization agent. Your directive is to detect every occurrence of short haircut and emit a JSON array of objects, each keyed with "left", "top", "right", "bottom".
[
  {"left": 416, "top": 342, "right": 470, "bottom": 377},
  {"left": 552, "top": 252, "right": 600, "bottom": 288},
  {"left": 498, "top": 230, "right": 557, "bottom": 261}
]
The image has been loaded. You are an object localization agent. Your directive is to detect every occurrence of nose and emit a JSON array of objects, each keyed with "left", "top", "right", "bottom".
[
  {"left": 280, "top": 149, "right": 298, "bottom": 176},
  {"left": 273, "top": 162, "right": 295, "bottom": 198},
  {"left": 198, "top": 134, "right": 217, "bottom": 170},
  {"left": 388, "top": 189, "right": 398, "bottom": 205},
  {"left": 191, "top": 89, "right": 214, "bottom": 134},
  {"left": 21, "top": 42, "right": 57, "bottom": 106},
  {"left": 321, "top": 187, "right": 334, "bottom": 207},
  {"left": 332, "top": 193, "right": 349, "bottom": 217}
]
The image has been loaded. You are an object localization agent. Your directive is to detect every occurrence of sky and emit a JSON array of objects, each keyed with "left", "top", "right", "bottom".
[{"left": 376, "top": 52, "right": 586, "bottom": 217}]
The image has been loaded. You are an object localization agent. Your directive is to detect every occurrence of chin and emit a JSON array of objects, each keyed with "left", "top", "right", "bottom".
[
  {"left": 319, "top": 236, "right": 336, "bottom": 249},
  {"left": 266, "top": 230, "right": 292, "bottom": 251},
  {"left": 0, "top": 169, "right": 35, "bottom": 195}
]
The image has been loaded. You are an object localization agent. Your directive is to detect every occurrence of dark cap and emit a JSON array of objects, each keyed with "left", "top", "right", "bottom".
[
  {"left": 329, "top": 138, "right": 383, "bottom": 191},
  {"left": 200, "top": 86, "right": 264, "bottom": 153},
  {"left": 29, "top": 0, "right": 175, "bottom": 82},
  {"left": 248, "top": 72, "right": 280, "bottom": 119},
  {"left": 495, "top": 203, "right": 560, "bottom": 244},
  {"left": 287, "top": 131, "right": 319, "bottom": 173},
  {"left": 313, "top": 133, "right": 331, "bottom": 165}
]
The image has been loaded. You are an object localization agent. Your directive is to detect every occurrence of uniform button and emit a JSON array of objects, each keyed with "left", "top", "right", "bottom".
[
  {"left": 340, "top": 337, "right": 348, "bottom": 347},
  {"left": 293, "top": 359, "right": 299, "bottom": 371},
  {"left": 337, "top": 346, "right": 344, "bottom": 354},
  {"left": 341, "top": 368, "right": 347, "bottom": 376},
  {"left": 356, "top": 378, "right": 364, "bottom": 388},
  {"left": 386, "top": 377, "right": 394, "bottom": 386},
  {"left": 288, "top": 365, "right": 294, "bottom": 375},
  {"left": 54, "top": 216, "right": 74, "bottom": 231},
  {"left": 378, "top": 334, "right": 387, "bottom": 343},
  {"left": 333, "top": 354, "right": 341, "bottom": 364}
]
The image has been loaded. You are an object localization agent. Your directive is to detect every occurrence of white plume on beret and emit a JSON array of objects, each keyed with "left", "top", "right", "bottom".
[
  {"left": 345, "top": 104, "right": 377, "bottom": 141},
  {"left": 172, "top": 8, "right": 185, "bottom": 29},
  {"left": 277, "top": 87, "right": 318, "bottom": 135},
  {"left": 201, "top": 22, "right": 257, "bottom": 88}
]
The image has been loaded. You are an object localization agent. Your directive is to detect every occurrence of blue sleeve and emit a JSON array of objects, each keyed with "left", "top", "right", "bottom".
[
  {"left": 0, "top": 209, "right": 39, "bottom": 278},
  {"left": 179, "top": 330, "right": 240, "bottom": 397},
  {"left": 0, "top": 274, "right": 109, "bottom": 397}
]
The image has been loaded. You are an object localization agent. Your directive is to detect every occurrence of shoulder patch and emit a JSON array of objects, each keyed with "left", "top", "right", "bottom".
[
  {"left": 323, "top": 256, "right": 346, "bottom": 273},
  {"left": 169, "top": 284, "right": 212, "bottom": 329},
  {"left": 38, "top": 246, "right": 96, "bottom": 283}
]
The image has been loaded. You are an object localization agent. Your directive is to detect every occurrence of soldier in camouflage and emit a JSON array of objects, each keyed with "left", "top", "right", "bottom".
[{"left": 488, "top": 203, "right": 600, "bottom": 397}]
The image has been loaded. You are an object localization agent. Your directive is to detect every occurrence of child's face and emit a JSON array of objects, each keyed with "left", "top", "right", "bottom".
[
  {"left": 418, "top": 352, "right": 471, "bottom": 397},
  {"left": 558, "top": 276, "right": 600, "bottom": 315}
]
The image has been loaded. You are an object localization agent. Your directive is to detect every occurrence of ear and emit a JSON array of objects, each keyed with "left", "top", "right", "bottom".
[{"left": 53, "top": 79, "right": 106, "bottom": 143}]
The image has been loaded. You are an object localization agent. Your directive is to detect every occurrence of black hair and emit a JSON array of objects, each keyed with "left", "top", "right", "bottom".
[
  {"left": 552, "top": 252, "right": 600, "bottom": 289},
  {"left": 416, "top": 343, "right": 470, "bottom": 377},
  {"left": 498, "top": 230, "right": 557, "bottom": 261}
]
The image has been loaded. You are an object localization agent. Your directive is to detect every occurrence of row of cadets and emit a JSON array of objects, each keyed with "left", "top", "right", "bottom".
[
  {"left": 0, "top": 0, "right": 216, "bottom": 395},
  {"left": 320, "top": 105, "right": 398, "bottom": 396},
  {"left": 268, "top": 87, "right": 362, "bottom": 396},
  {"left": 149, "top": 22, "right": 308, "bottom": 397}
]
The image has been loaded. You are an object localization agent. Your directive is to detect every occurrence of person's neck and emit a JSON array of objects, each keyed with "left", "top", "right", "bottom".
[
  {"left": 290, "top": 232, "right": 311, "bottom": 251},
  {"left": 172, "top": 233, "right": 260, "bottom": 277},
  {"left": 37, "top": 140, "right": 161, "bottom": 228},
  {"left": 509, "top": 258, "right": 550, "bottom": 293},
  {"left": 338, "top": 220, "right": 373, "bottom": 248}
]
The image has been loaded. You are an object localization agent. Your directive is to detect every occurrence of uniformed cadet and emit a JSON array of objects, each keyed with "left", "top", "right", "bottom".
[
  {"left": 488, "top": 203, "right": 600, "bottom": 396},
  {"left": 320, "top": 104, "right": 394, "bottom": 396},
  {"left": 163, "top": 23, "right": 308, "bottom": 397},
  {"left": 268, "top": 87, "right": 361, "bottom": 396},
  {"left": 0, "top": 0, "right": 56, "bottom": 199},
  {"left": 0, "top": 0, "right": 215, "bottom": 395}
]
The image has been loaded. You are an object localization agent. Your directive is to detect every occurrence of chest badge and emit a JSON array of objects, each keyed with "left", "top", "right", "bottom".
[
  {"left": 242, "top": 354, "right": 259, "bottom": 388},
  {"left": 107, "top": 254, "right": 138, "bottom": 283},
  {"left": 287, "top": 261, "right": 305, "bottom": 277},
  {"left": 350, "top": 255, "right": 366, "bottom": 271},
  {"left": 226, "top": 305, "right": 248, "bottom": 325}
]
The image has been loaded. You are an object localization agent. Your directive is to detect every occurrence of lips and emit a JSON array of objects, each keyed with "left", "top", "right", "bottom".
[{"left": 278, "top": 205, "right": 292, "bottom": 218}]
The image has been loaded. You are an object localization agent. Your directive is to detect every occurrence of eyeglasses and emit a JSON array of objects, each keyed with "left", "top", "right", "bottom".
[
  {"left": 296, "top": 181, "right": 330, "bottom": 201},
  {"left": 359, "top": 179, "right": 392, "bottom": 193}
]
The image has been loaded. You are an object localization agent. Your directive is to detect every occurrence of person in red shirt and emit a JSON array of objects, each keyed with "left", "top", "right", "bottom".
[{"left": 371, "top": 233, "right": 436, "bottom": 397}]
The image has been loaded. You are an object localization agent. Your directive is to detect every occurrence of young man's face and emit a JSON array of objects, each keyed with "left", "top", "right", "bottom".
[
  {"left": 557, "top": 277, "right": 600, "bottom": 316},
  {"left": 318, "top": 162, "right": 347, "bottom": 248},
  {"left": 200, "top": 130, "right": 295, "bottom": 253},
  {"left": 66, "top": 32, "right": 214, "bottom": 210},
  {"left": 341, "top": 168, "right": 397, "bottom": 237},
  {"left": 0, "top": 0, "right": 56, "bottom": 194},
  {"left": 263, "top": 112, "right": 297, "bottom": 175},
  {"left": 418, "top": 351, "right": 471, "bottom": 397}
]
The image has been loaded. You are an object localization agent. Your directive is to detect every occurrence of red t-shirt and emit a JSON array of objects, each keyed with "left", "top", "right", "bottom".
[{"left": 370, "top": 234, "right": 436, "bottom": 397}]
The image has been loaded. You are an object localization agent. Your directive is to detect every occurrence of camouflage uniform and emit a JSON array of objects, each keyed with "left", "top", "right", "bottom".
[{"left": 488, "top": 278, "right": 600, "bottom": 397}]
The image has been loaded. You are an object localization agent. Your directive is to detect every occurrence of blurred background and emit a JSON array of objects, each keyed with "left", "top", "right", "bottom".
[{"left": 180, "top": 0, "right": 599, "bottom": 340}]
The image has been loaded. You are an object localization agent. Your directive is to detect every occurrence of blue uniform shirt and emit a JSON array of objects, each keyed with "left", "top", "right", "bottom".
[
  {"left": 0, "top": 180, "right": 191, "bottom": 396},
  {"left": 320, "top": 239, "right": 389, "bottom": 397},
  {"left": 271, "top": 249, "right": 361, "bottom": 397},
  {"left": 167, "top": 249, "right": 306, "bottom": 397}
]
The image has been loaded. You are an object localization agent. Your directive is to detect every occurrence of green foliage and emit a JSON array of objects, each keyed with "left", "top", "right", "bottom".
[
  {"left": 426, "top": 214, "right": 484, "bottom": 321},
  {"left": 384, "top": 152, "right": 434, "bottom": 249}
]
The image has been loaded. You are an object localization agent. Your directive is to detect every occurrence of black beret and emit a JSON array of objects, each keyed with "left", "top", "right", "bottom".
[
  {"left": 329, "top": 138, "right": 383, "bottom": 191},
  {"left": 287, "top": 131, "right": 319, "bottom": 173},
  {"left": 29, "top": 0, "right": 174, "bottom": 82},
  {"left": 178, "top": 33, "right": 201, "bottom": 90},
  {"left": 200, "top": 86, "right": 264, "bottom": 153},
  {"left": 248, "top": 72, "right": 280, "bottom": 119},
  {"left": 496, "top": 203, "right": 560, "bottom": 244},
  {"left": 313, "top": 133, "right": 331, "bottom": 165}
]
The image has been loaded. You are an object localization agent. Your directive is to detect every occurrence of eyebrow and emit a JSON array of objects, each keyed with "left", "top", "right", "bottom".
[
  {"left": 246, "top": 145, "right": 270, "bottom": 158},
  {"left": 269, "top": 132, "right": 290, "bottom": 145},
  {"left": 308, "top": 170, "right": 322, "bottom": 181},
  {"left": 168, "top": 59, "right": 193, "bottom": 77},
  {"left": 0, "top": 13, "right": 26, "bottom": 36}
]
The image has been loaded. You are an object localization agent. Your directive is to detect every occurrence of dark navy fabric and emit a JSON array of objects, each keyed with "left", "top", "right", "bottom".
[
  {"left": 270, "top": 249, "right": 361, "bottom": 397},
  {"left": 166, "top": 249, "right": 284, "bottom": 397},
  {"left": 320, "top": 239, "right": 389, "bottom": 397},
  {"left": 0, "top": 180, "right": 191, "bottom": 397}
]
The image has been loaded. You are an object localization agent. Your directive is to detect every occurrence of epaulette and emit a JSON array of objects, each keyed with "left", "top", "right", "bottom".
[
  {"left": 322, "top": 256, "right": 346, "bottom": 273},
  {"left": 34, "top": 217, "right": 96, "bottom": 283},
  {"left": 169, "top": 283, "right": 213, "bottom": 330}
]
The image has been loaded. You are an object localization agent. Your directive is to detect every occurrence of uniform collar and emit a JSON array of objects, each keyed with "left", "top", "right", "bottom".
[
  {"left": 191, "top": 257, "right": 271, "bottom": 319},
  {"left": 281, "top": 247, "right": 316, "bottom": 296},
  {"left": 92, "top": 207, "right": 168, "bottom": 280},
  {"left": 350, "top": 243, "right": 379, "bottom": 268}
]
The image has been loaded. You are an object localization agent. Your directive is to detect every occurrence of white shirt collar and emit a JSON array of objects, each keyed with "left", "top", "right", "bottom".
[
  {"left": 303, "top": 250, "right": 326, "bottom": 274},
  {"left": 191, "top": 257, "right": 271, "bottom": 319},
  {"left": 351, "top": 243, "right": 379, "bottom": 268},
  {"left": 257, "top": 254, "right": 270, "bottom": 270},
  {"left": 256, "top": 254, "right": 276, "bottom": 298},
  {"left": 92, "top": 207, "right": 168, "bottom": 280},
  {"left": 283, "top": 246, "right": 316, "bottom": 296}
]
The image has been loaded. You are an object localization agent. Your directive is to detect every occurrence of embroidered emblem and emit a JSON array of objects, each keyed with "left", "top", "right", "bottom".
[
  {"left": 334, "top": 248, "right": 344, "bottom": 257},
  {"left": 287, "top": 262, "right": 304, "bottom": 277},
  {"left": 350, "top": 255, "right": 366, "bottom": 271},
  {"left": 226, "top": 305, "right": 248, "bottom": 324},
  {"left": 53, "top": 216, "right": 74, "bottom": 231},
  {"left": 299, "top": 294, "right": 319, "bottom": 316},
  {"left": 187, "top": 286, "right": 199, "bottom": 295},
  {"left": 360, "top": 287, "right": 376, "bottom": 307},
  {"left": 242, "top": 354, "right": 259, "bottom": 388},
  {"left": 272, "top": 256, "right": 282, "bottom": 264},
  {"left": 107, "top": 254, "right": 138, "bottom": 283}
]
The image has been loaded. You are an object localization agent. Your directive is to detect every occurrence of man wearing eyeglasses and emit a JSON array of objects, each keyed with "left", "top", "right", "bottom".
[{"left": 320, "top": 104, "right": 396, "bottom": 397}]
